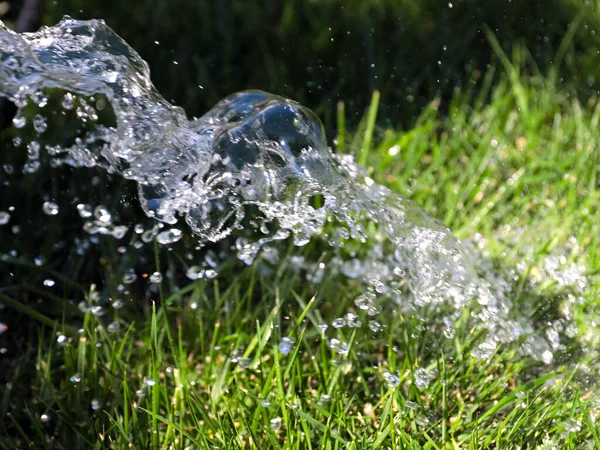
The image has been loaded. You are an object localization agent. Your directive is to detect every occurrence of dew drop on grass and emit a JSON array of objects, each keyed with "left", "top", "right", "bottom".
[
  {"left": 42, "top": 201, "right": 59, "bottom": 216},
  {"left": 331, "top": 317, "right": 345, "bottom": 328},
  {"left": 40, "top": 413, "right": 50, "bottom": 424},
  {"left": 34, "top": 256, "right": 46, "bottom": 266},
  {"left": 0, "top": 211, "right": 10, "bottom": 225},
  {"left": 43, "top": 279, "right": 55, "bottom": 287},
  {"left": 143, "top": 376, "right": 156, "bottom": 387},
  {"left": 90, "top": 399, "right": 101, "bottom": 411},
  {"left": 111, "top": 299, "right": 124, "bottom": 309},
  {"left": 107, "top": 321, "right": 120, "bottom": 333},
  {"left": 261, "top": 400, "right": 271, "bottom": 408},
  {"left": 56, "top": 334, "right": 67, "bottom": 346},
  {"left": 383, "top": 371, "right": 400, "bottom": 388},
  {"left": 94, "top": 206, "right": 111, "bottom": 223},
  {"left": 269, "top": 417, "right": 282, "bottom": 431}
]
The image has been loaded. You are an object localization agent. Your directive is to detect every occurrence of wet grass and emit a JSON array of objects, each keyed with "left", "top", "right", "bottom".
[{"left": 1, "top": 41, "right": 600, "bottom": 450}]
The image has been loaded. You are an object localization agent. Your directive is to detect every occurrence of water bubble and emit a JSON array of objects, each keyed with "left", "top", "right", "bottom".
[
  {"left": 42, "top": 201, "right": 59, "bottom": 216},
  {"left": 156, "top": 228, "right": 183, "bottom": 245},
  {"left": 383, "top": 371, "right": 400, "bottom": 388},
  {"left": 269, "top": 417, "right": 282, "bottom": 431},
  {"left": 91, "top": 399, "right": 101, "bottom": 410},
  {"left": 278, "top": 336, "right": 295, "bottom": 355},
  {"left": 0, "top": 211, "right": 10, "bottom": 225}
]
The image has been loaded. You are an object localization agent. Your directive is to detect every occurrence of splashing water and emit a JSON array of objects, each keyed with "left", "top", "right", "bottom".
[{"left": 0, "top": 17, "right": 571, "bottom": 356}]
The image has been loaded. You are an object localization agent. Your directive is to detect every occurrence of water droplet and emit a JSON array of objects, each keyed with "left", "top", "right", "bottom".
[
  {"left": 107, "top": 321, "right": 120, "bottom": 333},
  {"left": 563, "top": 418, "right": 581, "bottom": 433},
  {"left": 56, "top": 334, "right": 67, "bottom": 346},
  {"left": 42, "top": 201, "right": 59, "bottom": 216},
  {"left": 94, "top": 206, "right": 111, "bottom": 223},
  {"left": 40, "top": 413, "right": 50, "bottom": 424},
  {"left": 156, "top": 228, "right": 182, "bottom": 245},
  {"left": 123, "top": 272, "right": 137, "bottom": 284},
  {"left": 69, "top": 373, "right": 81, "bottom": 383},
  {"left": 329, "top": 338, "right": 349, "bottom": 355},
  {"left": 238, "top": 357, "right": 252, "bottom": 369},
  {"left": 414, "top": 367, "right": 435, "bottom": 390},
  {"left": 186, "top": 265, "right": 204, "bottom": 280},
  {"left": 143, "top": 376, "right": 156, "bottom": 387},
  {"left": 278, "top": 336, "right": 295, "bottom": 355},
  {"left": 383, "top": 371, "right": 400, "bottom": 388},
  {"left": 0, "top": 322, "right": 7, "bottom": 335},
  {"left": 77, "top": 203, "right": 93, "bottom": 218},
  {"left": 0, "top": 211, "right": 10, "bottom": 225},
  {"left": 33, "top": 114, "right": 47, "bottom": 133},
  {"left": 332, "top": 317, "right": 345, "bottom": 328},
  {"left": 269, "top": 417, "right": 282, "bottom": 431},
  {"left": 149, "top": 272, "right": 163, "bottom": 283},
  {"left": 90, "top": 398, "right": 101, "bottom": 410},
  {"left": 12, "top": 114, "right": 26, "bottom": 128},
  {"left": 111, "top": 299, "right": 124, "bottom": 309},
  {"left": 43, "top": 279, "right": 55, "bottom": 287}
]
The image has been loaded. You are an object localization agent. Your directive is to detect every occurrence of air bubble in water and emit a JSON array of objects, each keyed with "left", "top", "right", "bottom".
[{"left": 42, "top": 201, "right": 59, "bottom": 216}]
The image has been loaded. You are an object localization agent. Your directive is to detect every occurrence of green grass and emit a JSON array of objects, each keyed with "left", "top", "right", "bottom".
[{"left": 1, "top": 30, "right": 600, "bottom": 450}]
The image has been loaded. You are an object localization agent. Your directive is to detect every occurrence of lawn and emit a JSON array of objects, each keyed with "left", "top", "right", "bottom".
[{"left": 1, "top": 2, "right": 600, "bottom": 450}]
